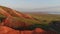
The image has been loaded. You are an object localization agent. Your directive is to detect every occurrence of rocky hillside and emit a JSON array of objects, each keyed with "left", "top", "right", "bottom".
[
  {"left": 0, "top": 6, "right": 40, "bottom": 30},
  {"left": 0, "top": 6, "right": 59, "bottom": 34},
  {"left": 0, "top": 6, "right": 33, "bottom": 19}
]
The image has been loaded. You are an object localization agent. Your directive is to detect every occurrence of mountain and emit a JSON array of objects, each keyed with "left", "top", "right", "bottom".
[
  {"left": 0, "top": 6, "right": 59, "bottom": 34},
  {"left": 0, "top": 6, "right": 34, "bottom": 19},
  {"left": 0, "top": 6, "right": 40, "bottom": 30}
]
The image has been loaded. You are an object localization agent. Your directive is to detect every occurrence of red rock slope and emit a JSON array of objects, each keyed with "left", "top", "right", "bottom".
[
  {"left": 0, "top": 6, "right": 58, "bottom": 34},
  {"left": 0, "top": 6, "right": 33, "bottom": 19}
]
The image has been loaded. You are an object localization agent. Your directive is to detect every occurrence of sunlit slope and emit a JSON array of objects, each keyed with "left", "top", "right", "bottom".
[{"left": 0, "top": 6, "right": 33, "bottom": 19}]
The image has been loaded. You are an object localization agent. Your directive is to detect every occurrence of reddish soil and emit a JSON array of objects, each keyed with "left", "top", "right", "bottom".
[{"left": 0, "top": 26, "right": 57, "bottom": 34}]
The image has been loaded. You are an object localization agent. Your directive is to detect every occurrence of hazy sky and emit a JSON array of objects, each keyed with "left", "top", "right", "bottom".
[{"left": 0, "top": 0, "right": 60, "bottom": 12}]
